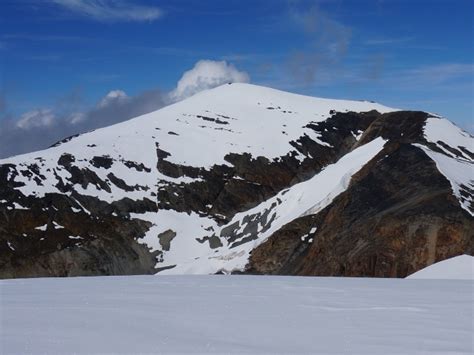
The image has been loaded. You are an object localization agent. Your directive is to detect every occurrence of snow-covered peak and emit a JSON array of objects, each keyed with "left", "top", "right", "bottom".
[{"left": 1, "top": 83, "right": 396, "bottom": 167}]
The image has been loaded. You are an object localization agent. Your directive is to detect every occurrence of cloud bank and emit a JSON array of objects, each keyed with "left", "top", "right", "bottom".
[{"left": 0, "top": 60, "right": 250, "bottom": 159}]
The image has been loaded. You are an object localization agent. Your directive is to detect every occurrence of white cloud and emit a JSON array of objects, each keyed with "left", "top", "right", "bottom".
[
  {"left": 69, "top": 112, "right": 86, "bottom": 124},
  {"left": 16, "top": 109, "right": 55, "bottom": 129},
  {"left": 98, "top": 89, "right": 129, "bottom": 108},
  {"left": 50, "top": 0, "right": 162, "bottom": 22},
  {"left": 170, "top": 60, "right": 250, "bottom": 101}
]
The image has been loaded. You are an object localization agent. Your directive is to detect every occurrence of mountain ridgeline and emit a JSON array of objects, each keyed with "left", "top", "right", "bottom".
[{"left": 0, "top": 84, "right": 472, "bottom": 278}]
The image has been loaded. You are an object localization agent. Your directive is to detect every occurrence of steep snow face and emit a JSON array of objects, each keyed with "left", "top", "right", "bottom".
[
  {"left": 2, "top": 275, "right": 472, "bottom": 354},
  {"left": 416, "top": 116, "right": 474, "bottom": 216},
  {"left": 407, "top": 255, "right": 473, "bottom": 280},
  {"left": 417, "top": 146, "right": 473, "bottom": 215},
  {"left": 423, "top": 116, "right": 472, "bottom": 157},
  {"left": 157, "top": 137, "right": 386, "bottom": 274}
]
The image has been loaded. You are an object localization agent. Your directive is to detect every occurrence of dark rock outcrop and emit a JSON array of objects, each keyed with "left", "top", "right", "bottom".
[{"left": 246, "top": 143, "right": 473, "bottom": 277}]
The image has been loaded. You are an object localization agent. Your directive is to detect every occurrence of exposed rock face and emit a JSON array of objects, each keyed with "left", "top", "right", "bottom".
[
  {"left": 0, "top": 188, "right": 159, "bottom": 278},
  {"left": 0, "top": 83, "right": 472, "bottom": 278},
  {"left": 156, "top": 110, "right": 382, "bottom": 224},
  {"left": 247, "top": 143, "right": 473, "bottom": 277}
]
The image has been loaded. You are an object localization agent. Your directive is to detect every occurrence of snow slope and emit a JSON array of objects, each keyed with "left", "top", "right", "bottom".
[
  {"left": 407, "top": 255, "right": 474, "bottom": 280},
  {"left": 416, "top": 116, "right": 474, "bottom": 216},
  {"left": 1, "top": 275, "right": 472, "bottom": 354},
  {"left": 157, "top": 137, "right": 386, "bottom": 274}
]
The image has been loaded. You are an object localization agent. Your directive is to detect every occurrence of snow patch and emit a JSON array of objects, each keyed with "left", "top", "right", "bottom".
[
  {"left": 53, "top": 222, "right": 65, "bottom": 229},
  {"left": 12, "top": 202, "right": 28, "bottom": 210},
  {"left": 415, "top": 144, "right": 473, "bottom": 216},
  {"left": 68, "top": 236, "right": 83, "bottom": 240},
  {"left": 35, "top": 224, "right": 48, "bottom": 231},
  {"left": 407, "top": 255, "right": 473, "bottom": 280},
  {"left": 423, "top": 116, "right": 473, "bottom": 157}
]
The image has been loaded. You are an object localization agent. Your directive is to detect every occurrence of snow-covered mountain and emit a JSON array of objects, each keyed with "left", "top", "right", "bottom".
[{"left": 0, "top": 83, "right": 472, "bottom": 278}]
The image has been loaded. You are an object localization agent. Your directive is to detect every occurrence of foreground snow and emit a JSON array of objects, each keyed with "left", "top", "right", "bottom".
[
  {"left": 1, "top": 276, "right": 472, "bottom": 354},
  {"left": 407, "top": 255, "right": 473, "bottom": 280}
]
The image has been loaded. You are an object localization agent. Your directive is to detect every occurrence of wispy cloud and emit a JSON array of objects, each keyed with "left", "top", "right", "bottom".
[
  {"left": 363, "top": 37, "right": 444, "bottom": 50},
  {"left": 1, "top": 33, "right": 87, "bottom": 41},
  {"left": 404, "top": 63, "right": 474, "bottom": 83},
  {"left": 26, "top": 54, "right": 63, "bottom": 62},
  {"left": 364, "top": 36, "right": 415, "bottom": 45},
  {"left": 284, "top": 4, "right": 352, "bottom": 86},
  {"left": 83, "top": 73, "right": 121, "bottom": 83},
  {"left": 49, "top": 0, "right": 163, "bottom": 22},
  {"left": 220, "top": 53, "right": 270, "bottom": 63},
  {"left": 385, "top": 63, "right": 474, "bottom": 87},
  {"left": 148, "top": 47, "right": 207, "bottom": 57}
]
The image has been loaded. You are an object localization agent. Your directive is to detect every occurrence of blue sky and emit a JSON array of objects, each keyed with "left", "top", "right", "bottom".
[{"left": 0, "top": 0, "right": 472, "bottom": 157}]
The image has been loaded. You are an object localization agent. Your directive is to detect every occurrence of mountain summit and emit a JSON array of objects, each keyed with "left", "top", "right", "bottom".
[{"left": 0, "top": 83, "right": 472, "bottom": 278}]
